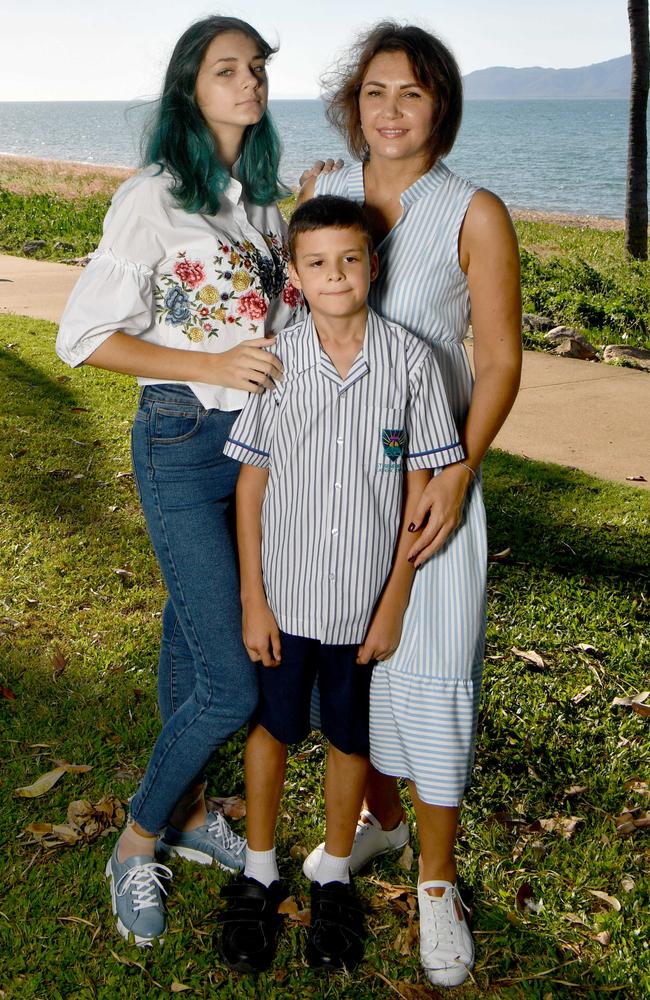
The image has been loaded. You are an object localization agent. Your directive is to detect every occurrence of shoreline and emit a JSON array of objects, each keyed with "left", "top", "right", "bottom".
[{"left": 0, "top": 152, "right": 628, "bottom": 230}]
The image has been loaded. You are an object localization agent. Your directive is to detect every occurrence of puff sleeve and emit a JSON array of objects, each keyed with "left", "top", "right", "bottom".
[{"left": 55, "top": 172, "right": 168, "bottom": 367}]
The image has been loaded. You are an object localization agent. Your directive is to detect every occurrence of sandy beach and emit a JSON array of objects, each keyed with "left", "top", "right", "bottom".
[{"left": 0, "top": 153, "right": 629, "bottom": 229}]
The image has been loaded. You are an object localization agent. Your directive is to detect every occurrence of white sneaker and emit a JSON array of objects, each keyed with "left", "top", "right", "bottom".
[
  {"left": 418, "top": 880, "right": 474, "bottom": 988},
  {"left": 302, "top": 810, "right": 409, "bottom": 881}
]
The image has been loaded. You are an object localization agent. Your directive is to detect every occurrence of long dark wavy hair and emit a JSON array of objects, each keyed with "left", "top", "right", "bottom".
[{"left": 144, "top": 16, "right": 287, "bottom": 213}]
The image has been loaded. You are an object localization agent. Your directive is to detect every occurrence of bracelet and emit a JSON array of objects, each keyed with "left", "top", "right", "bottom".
[{"left": 458, "top": 461, "right": 477, "bottom": 480}]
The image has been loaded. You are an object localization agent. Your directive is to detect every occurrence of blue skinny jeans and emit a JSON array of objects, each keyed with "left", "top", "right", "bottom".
[{"left": 128, "top": 384, "right": 257, "bottom": 834}]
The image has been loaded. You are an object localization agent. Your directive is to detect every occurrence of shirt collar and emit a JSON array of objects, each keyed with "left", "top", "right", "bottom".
[
  {"left": 293, "top": 309, "right": 383, "bottom": 378},
  {"left": 348, "top": 158, "right": 449, "bottom": 209}
]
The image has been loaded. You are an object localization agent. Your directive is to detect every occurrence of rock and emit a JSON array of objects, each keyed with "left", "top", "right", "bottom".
[
  {"left": 522, "top": 313, "right": 555, "bottom": 333},
  {"left": 62, "top": 256, "right": 91, "bottom": 267},
  {"left": 22, "top": 239, "right": 46, "bottom": 255},
  {"left": 545, "top": 326, "right": 598, "bottom": 360},
  {"left": 54, "top": 241, "right": 75, "bottom": 253},
  {"left": 603, "top": 345, "right": 650, "bottom": 371},
  {"left": 550, "top": 338, "right": 596, "bottom": 359}
]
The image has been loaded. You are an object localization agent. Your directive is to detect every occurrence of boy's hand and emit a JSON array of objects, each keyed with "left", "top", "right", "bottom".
[
  {"left": 242, "top": 599, "right": 281, "bottom": 667},
  {"left": 357, "top": 604, "right": 406, "bottom": 665}
]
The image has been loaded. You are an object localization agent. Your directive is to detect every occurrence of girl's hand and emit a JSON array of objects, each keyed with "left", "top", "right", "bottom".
[
  {"left": 298, "top": 158, "right": 344, "bottom": 187},
  {"left": 242, "top": 598, "right": 281, "bottom": 667},
  {"left": 357, "top": 604, "right": 406, "bottom": 665},
  {"left": 406, "top": 463, "right": 475, "bottom": 567},
  {"left": 206, "top": 337, "right": 283, "bottom": 393}
]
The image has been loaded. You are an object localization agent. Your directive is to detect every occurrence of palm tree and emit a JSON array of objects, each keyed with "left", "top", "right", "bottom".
[{"left": 625, "top": 0, "right": 649, "bottom": 259}]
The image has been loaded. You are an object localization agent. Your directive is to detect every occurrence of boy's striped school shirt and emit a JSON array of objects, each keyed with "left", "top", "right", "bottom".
[{"left": 223, "top": 309, "right": 464, "bottom": 645}]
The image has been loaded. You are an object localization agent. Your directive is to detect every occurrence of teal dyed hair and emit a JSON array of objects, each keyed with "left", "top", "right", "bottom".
[{"left": 144, "top": 16, "right": 287, "bottom": 213}]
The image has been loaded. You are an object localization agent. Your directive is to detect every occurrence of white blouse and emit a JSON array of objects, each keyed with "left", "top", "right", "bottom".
[{"left": 56, "top": 164, "right": 301, "bottom": 411}]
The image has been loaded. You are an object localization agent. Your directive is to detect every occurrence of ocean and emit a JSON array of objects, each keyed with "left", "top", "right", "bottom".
[{"left": 0, "top": 99, "right": 641, "bottom": 219}]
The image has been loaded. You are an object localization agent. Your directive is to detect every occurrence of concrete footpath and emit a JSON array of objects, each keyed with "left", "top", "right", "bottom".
[{"left": 1, "top": 252, "right": 648, "bottom": 491}]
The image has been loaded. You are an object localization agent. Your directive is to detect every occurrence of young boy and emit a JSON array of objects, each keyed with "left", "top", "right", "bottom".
[{"left": 220, "top": 196, "right": 464, "bottom": 972}]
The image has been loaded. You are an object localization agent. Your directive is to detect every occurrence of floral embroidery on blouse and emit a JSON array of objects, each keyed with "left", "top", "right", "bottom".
[{"left": 154, "top": 235, "right": 301, "bottom": 343}]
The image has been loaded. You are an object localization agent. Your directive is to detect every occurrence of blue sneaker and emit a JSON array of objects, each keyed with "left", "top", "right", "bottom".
[
  {"left": 157, "top": 811, "right": 246, "bottom": 872},
  {"left": 105, "top": 845, "right": 172, "bottom": 946}
]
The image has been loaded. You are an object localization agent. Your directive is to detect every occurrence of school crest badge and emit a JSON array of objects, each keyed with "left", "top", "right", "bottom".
[{"left": 382, "top": 428, "right": 406, "bottom": 463}]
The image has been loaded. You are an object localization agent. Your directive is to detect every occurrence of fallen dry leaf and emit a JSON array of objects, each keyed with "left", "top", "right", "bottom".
[
  {"left": 572, "top": 643, "right": 602, "bottom": 658},
  {"left": 398, "top": 843, "right": 414, "bottom": 872},
  {"left": 488, "top": 811, "right": 529, "bottom": 829},
  {"left": 22, "top": 795, "right": 125, "bottom": 850},
  {"left": 564, "top": 785, "right": 588, "bottom": 798},
  {"left": 52, "top": 650, "right": 68, "bottom": 678},
  {"left": 515, "top": 882, "right": 542, "bottom": 914},
  {"left": 593, "top": 930, "right": 611, "bottom": 946},
  {"left": 615, "top": 810, "right": 650, "bottom": 836},
  {"left": 571, "top": 685, "right": 593, "bottom": 705},
  {"left": 394, "top": 916, "right": 419, "bottom": 956},
  {"left": 539, "top": 816, "right": 582, "bottom": 840},
  {"left": 208, "top": 795, "right": 246, "bottom": 820},
  {"left": 25, "top": 822, "right": 54, "bottom": 837},
  {"left": 588, "top": 890, "right": 621, "bottom": 912},
  {"left": 621, "top": 876, "right": 635, "bottom": 893},
  {"left": 1, "top": 686, "right": 17, "bottom": 700},
  {"left": 15, "top": 763, "right": 92, "bottom": 798},
  {"left": 563, "top": 912, "right": 589, "bottom": 927},
  {"left": 625, "top": 475, "right": 647, "bottom": 482},
  {"left": 611, "top": 691, "right": 650, "bottom": 717},
  {"left": 289, "top": 844, "right": 308, "bottom": 861},
  {"left": 511, "top": 647, "right": 550, "bottom": 671},
  {"left": 278, "top": 896, "right": 299, "bottom": 916},
  {"left": 170, "top": 984, "right": 192, "bottom": 994},
  {"left": 624, "top": 779, "right": 649, "bottom": 795},
  {"left": 489, "top": 547, "right": 511, "bottom": 562}
]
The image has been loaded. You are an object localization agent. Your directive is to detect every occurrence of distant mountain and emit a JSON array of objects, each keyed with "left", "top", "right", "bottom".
[{"left": 463, "top": 54, "right": 630, "bottom": 100}]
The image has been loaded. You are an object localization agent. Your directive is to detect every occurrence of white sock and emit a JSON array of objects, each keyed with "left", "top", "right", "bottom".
[
  {"left": 314, "top": 849, "right": 351, "bottom": 886},
  {"left": 244, "top": 846, "right": 279, "bottom": 887}
]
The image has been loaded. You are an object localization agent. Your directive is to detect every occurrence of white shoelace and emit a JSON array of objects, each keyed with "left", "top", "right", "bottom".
[
  {"left": 207, "top": 813, "right": 245, "bottom": 856},
  {"left": 420, "top": 887, "right": 471, "bottom": 960},
  {"left": 115, "top": 863, "right": 172, "bottom": 912}
]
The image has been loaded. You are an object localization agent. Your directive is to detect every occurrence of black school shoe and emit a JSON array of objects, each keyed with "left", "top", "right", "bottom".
[
  {"left": 219, "top": 875, "right": 286, "bottom": 973},
  {"left": 306, "top": 880, "right": 365, "bottom": 970}
]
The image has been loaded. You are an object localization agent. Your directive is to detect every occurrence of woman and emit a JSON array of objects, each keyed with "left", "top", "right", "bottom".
[
  {"left": 300, "top": 22, "right": 522, "bottom": 988},
  {"left": 56, "top": 16, "right": 298, "bottom": 946}
]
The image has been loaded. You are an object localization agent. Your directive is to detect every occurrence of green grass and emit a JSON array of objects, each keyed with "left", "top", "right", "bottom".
[
  {"left": 0, "top": 188, "right": 111, "bottom": 262},
  {"left": 1, "top": 160, "right": 649, "bottom": 350},
  {"left": 517, "top": 222, "right": 650, "bottom": 351},
  {"left": 1, "top": 314, "right": 649, "bottom": 999}
]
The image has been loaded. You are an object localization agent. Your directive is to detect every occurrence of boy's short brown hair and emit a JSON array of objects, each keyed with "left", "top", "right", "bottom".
[{"left": 288, "top": 195, "right": 374, "bottom": 262}]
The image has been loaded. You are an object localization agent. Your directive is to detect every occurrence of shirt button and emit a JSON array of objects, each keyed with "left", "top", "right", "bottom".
[
  {"left": 336, "top": 437, "right": 344, "bottom": 445},
  {"left": 331, "top": 528, "right": 338, "bottom": 535},
  {"left": 329, "top": 573, "right": 335, "bottom": 581},
  {"left": 334, "top": 482, "right": 342, "bottom": 490}
]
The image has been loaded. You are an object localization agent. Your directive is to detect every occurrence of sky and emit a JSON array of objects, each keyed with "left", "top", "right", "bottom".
[{"left": 1, "top": 1, "right": 632, "bottom": 102}]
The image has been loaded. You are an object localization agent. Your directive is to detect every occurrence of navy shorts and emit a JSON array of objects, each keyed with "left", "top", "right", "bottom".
[{"left": 254, "top": 631, "right": 372, "bottom": 756}]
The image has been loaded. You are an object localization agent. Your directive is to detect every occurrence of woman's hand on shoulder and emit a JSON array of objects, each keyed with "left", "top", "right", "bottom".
[
  {"left": 206, "top": 337, "right": 283, "bottom": 393},
  {"left": 406, "top": 463, "right": 475, "bottom": 567},
  {"left": 298, "top": 158, "right": 344, "bottom": 188},
  {"left": 296, "top": 158, "right": 344, "bottom": 206}
]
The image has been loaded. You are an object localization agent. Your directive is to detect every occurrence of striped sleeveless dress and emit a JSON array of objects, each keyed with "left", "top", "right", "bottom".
[{"left": 316, "top": 160, "right": 486, "bottom": 807}]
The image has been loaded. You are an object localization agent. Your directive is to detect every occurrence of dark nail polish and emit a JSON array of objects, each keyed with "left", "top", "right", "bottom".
[{"left": 407, "top": 522, "right": 416, "bottom": 532}]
